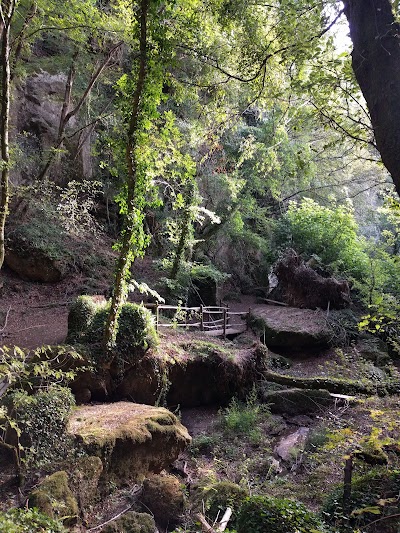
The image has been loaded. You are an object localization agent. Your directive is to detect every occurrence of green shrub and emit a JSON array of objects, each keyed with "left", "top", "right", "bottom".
[
  {"left": 237, "top": 495, "right": 326, "bottom": 533},
  {"left": 67, "top": 295, "right": 101, "bottom": 343},
  {"left": 221, "top": 388, "right": 266, "bottom": 436},
  {"left": 276, "top": 198, "right": 369, "bottom": 280},
  {"left": 0, "top": 507, "right": 67, "bottom": 532},
  {"left": 4, "top": 386, "right": 75, "bottom": 469},
  {"left": 83, "top": 302, "right": 158, "bottom": 365},
  {"left": 322, "top": 468, "right": 400, "bottom": 532}
]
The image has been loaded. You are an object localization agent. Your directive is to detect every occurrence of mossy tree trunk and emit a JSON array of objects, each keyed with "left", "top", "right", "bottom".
[
  {"left": 0, "top": 0, "right": 16, "bottom": 269},
  {"left": 103, "top": 0, "right": 150, "bottom": 368},
  {"left": 170, "top": 180, "right": 196, "bottom": 280}
]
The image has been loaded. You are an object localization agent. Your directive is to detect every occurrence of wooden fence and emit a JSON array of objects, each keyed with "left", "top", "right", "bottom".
[{"left": 145, "top": 304, "right": 250, "bottom": 338}]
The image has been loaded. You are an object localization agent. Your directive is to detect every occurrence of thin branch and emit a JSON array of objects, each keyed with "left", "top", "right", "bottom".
[
  {"left": 310, "top": 101, "right": 377, "bottom": 148},
  {"left": 0, "top": 305, "right": 11, "bottom": 332},
  {"left": 62, "top": 41, "right": 123, "bottom": 129},
  {"left": 178, "top": 9, "right": 344, "bottom": 84},
  {"left": 10, "top": 0, "right": 37, "bottom": 79}
]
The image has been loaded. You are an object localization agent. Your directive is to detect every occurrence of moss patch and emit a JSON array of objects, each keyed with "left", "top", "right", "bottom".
[
  {"left": 28, "top": 471, "right": 79, "bottom": 526},
  {"left": 68, "top": 402, "right": 191, "bottom": 484}
]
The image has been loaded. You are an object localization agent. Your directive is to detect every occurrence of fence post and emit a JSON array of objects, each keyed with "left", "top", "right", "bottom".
[
  {"left": 223, "top": 307, "right": 227, "bottom": 339},
  {"left": 155, "top": 302, "right": 159, "bottom": 331},
  {"left": 200, "top": 305, "right": 204, "bottom": 331}
]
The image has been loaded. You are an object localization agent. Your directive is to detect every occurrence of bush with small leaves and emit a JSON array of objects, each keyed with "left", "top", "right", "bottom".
[
  {"left": 0, "top": 507, "right": 66, "bottom": 532},
  {"left": 84, "top": 302, "right": 158, "bottom": 363},
  {"left": 237, "top": 495, "right": 327, "bottom": 533},
  {"left": 4, "top": 385, "right": 75, "bottom": 470}
]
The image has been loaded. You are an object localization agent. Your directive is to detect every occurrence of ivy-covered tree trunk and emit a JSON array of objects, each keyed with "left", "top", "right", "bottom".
[
  {"left": 102, "top": 0, "right": 150, "bottom": 367},
  {"left": 0, "top": 0, "right": 16, "bottom": 269},
  {"left": 170, "top": 180, "right": 196, "bottom": 280},
  {"left": 343, "top": 0, "right": 400, "bottom": 197}
]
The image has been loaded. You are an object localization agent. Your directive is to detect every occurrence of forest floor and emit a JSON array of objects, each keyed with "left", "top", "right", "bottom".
[{"left": 2, "top": 265, "right": 400, "bottom": 531}]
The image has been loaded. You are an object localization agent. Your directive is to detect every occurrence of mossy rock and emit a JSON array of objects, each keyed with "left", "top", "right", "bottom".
[
  {"left": 5, "top": 229, "right": 69, "bottom": 282},
  {"left": 261, "top": 388, "right": 333, "bottom": 415},
  {"left": 70, "top": 455, "right": 103, "bottom": 513},
  {"left": 28, "top": 471, "right": 79, "bottom": 526},
  {"left": 237, "top": 495, "right": 326, "bottom": 533},
  {"left": 249, "top": 307, "right": 333, "bottom": 351},
  {"left": 140, "top": 473, "right": 185, "bottom": 528},
  {"left": 101, "top": 511, "right": 156, "bottom": 532},
  {"left": 68, "top": 402, "right": 191, "bottom": 484}
]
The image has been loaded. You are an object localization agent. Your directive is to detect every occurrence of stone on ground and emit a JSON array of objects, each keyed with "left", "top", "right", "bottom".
[
  {"left": 68, "top": 402, "right": 191, "bottom": 484},
  {"left": 250, "top": 306, "right": 333, "bottom": 350}
]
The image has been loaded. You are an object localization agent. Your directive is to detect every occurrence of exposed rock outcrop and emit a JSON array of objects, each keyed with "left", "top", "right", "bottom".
[
  {"left": 68, "top": 402, "right": 191, "bottom": 484},
  {"left": 5, "top": 233, "right": 68, "bottom": 282},
  {"left": 250, "top": 306, "right": 333, "bottom": 351}
]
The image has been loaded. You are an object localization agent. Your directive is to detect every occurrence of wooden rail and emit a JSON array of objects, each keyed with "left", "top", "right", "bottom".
[{"left": 145, "top": 304, "right": 250, "bottom": 338}]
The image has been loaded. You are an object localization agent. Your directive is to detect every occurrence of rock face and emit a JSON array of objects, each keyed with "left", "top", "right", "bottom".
[
  {"left": 15, "top": 72, "right": 93, "bottom": 184},
  {"left": 68, "top": 402, "right": 191, "bottom": 483},
  {"left": 250, "top": 306, "right": 333, "bottom": 351}
]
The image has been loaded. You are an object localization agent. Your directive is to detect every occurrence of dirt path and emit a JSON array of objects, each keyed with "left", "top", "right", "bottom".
[{"left": 0, "top": 268, "right": 78, "bottom": 349}]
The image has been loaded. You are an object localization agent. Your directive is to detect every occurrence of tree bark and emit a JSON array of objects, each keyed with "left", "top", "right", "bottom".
[
  {"left": 0, "top": 0, "right": 16, "bottom": 269},
  {"left": 343, "top": 0, "right": 400, "bottom": 196},
  {"left": 102, "top": 0, "right": 150, "bottom": 366}
]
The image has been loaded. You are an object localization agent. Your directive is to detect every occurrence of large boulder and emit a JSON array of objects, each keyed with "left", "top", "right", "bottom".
[
  {"left": 68, "top": 402, "right": 191, "bottom": 484},
  {"left": 261, "top": 388, "right": 334, "bottom": 415},
  {"left": 250, "top": 306, "right": 333, "bottom": 351},
  {"left": 5, "top": 232, "right": 68, "bottom": 282}
]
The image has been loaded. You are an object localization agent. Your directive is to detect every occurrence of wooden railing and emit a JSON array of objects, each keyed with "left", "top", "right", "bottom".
[{"left": 144, "top": 304, "right": 250, "bottom": 338}]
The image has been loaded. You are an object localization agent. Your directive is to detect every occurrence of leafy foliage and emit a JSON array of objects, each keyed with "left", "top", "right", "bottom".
[
  {"left": 0, "top": 508, "right": 66, "bottom": 533},
  {"left": 276, "top": 197, "right": 369, "bottom": 279},
  {"left": 83, "top": 301, "right": 158, "bottom": 363},
  {"left": 3, "top": 386, "right": 75, "bottom": 469},
  {"left": 237, "top": 495, "right": 327, "bottom": 533}
]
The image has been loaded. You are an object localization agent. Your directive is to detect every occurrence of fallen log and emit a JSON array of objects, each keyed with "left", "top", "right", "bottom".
[{"left": 262, "top": 370, "right": 400, "bottom": 396}]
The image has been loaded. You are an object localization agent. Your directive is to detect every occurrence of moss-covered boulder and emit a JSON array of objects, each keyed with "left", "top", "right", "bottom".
[
  {"left": 100, "top": 511, "right": 156, "bottom": 532},
  {"left": 117, "top": 341, "right": 268, "bottom": 408},
  {"left": 250, "top": 306, "right": 333, "bottom": 351},
  {"left": 28, "top": 471, "right": 79, "bottom": 526},
  {"left": 5, "top": 231, "right": 68, "bottom": 282},
  {"left": 68, "top": 402, "right": 191, "bottom": 484},
  {"left": 261, "top": 388, "right": 334, "bottom": 415},
  {"left": 140, "top": 474, "right": 185, "bottom": 529},
  {"left": 70, "top": 456, "right": 103, "bottom": 514}
]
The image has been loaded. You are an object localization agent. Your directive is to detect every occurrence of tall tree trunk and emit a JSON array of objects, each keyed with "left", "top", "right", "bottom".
[
  {"left": 102, "top": 0, "right": 150, "bottom": 367},
  {"left": 170, "top": 181, "right": 195, "bottom": 280},
  {"left": 0, "top": 0, "right": 15, "bottom": 269},
  {"left": 343, "top": 0, "right": 400, "bottom": 197}
]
